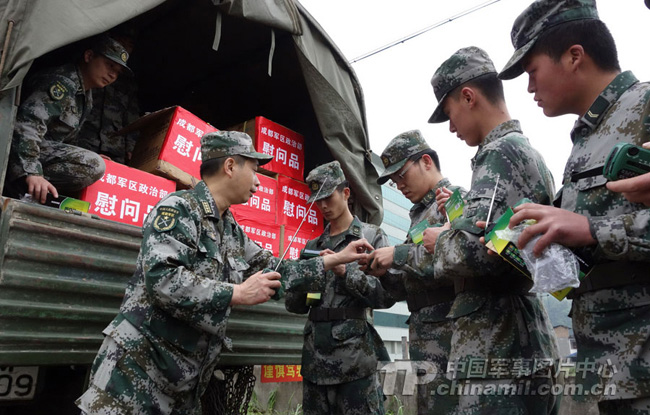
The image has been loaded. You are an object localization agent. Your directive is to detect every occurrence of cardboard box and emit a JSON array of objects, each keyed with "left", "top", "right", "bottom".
[
  {"left": 230, "top": 173, "right": 277, "bottom": 224},
  {"left": 279, "top": 225, "right": 322, "bottom": 260},
  {"left": 237, "top": 219, "right": 281, "bottom": 256},
  {"left": 276, "top": 175, "right": 323, "bottom": 234},
  {"left": 80, "top": 159, "right": 176, "bottom": 227},
  {"left": 230, "top": 117, "right": 305, "bottom": 181},
  {"left": 126, "top": 106, "right": 217, "bottom": 187}
]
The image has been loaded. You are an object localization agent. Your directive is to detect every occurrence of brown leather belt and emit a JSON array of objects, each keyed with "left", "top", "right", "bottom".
[
  {"left": 308, "top": 307, "right": 367, "bottom": 322},
  {"left": 569, "top": 261, "right": 650, "bottom": 298},
  {"left": 406, "top": 286, "right": 455, "bottom": 312},
  {"left": 454, "top": 276, "right": 532, "bottom": 295}
]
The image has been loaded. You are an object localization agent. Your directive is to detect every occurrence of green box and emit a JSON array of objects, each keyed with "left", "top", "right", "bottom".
[
  {"left": 45, "top": 194, "right": 90, "bottom": 213},
  {"left": 408, "top": 219, "right": 441, "bottom": 244},
  {"left": 444, "top": 188, "right": 465, "bottom": 223}
]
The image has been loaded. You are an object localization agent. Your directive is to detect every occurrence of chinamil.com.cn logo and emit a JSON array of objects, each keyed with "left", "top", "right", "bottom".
[{"left": 376, "top": 358, "right": 617, "bottom": 397}]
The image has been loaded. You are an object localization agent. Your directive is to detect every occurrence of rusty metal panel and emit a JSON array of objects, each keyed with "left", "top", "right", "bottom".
[{"left": 0, "top": 199, "right": 306, "bottom": 366}]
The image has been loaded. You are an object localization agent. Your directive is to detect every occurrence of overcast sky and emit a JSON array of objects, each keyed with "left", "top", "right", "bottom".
[{"left": 299, "top": 0, "right": 650, "bottom": 191}]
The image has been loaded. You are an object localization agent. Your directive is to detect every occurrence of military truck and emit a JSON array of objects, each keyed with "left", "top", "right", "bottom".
[{"left": 0, "top": 1, "right": 382, "bottom": 412}]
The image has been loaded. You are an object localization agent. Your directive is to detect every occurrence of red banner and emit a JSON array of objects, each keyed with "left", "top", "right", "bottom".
[
  {"left": 260, "top": 365, "right": 303, "bottom": 383},
  {"left": 276, "top": 175, "right": 323, "bottom": 233},
  {"left": 80, "top": 159, "right": 176, "bottom": 227}
]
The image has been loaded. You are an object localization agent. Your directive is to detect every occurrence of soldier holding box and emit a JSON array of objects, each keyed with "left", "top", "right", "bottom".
[{"left": 500, "top": 1, "right": 650, "bottom": 413}]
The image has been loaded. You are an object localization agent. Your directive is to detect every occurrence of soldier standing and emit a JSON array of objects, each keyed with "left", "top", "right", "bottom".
[
  {"left": 285, "top": 160, "right": 395, "bottom": 415},
  {"left": 500, "top": 1, "right": 650, "bottom": 414},
  {"left": 367, "top": 131, "right": 461, "bottom": 414},
  {"left": 6, "top": 36, "right": 131, "bottom": 203},
  {"left": 76, "top": 131, "right": 372, "bottom": 415},
  {"left": 422, "top": 46, "right": 559, "bottom": 414}
]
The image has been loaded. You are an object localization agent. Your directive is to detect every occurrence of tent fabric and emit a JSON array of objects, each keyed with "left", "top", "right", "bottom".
[
  {"left": 0, "top": 0, "right": 383, "bottom": 224},
  {"left": 0, "top": 0, "right": 165, "bottom": 90}
]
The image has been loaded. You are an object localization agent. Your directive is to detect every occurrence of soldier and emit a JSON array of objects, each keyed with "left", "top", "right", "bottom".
[
  {"left": 366, "top": 130, "right": 460, "bottom": 414},
  {"left": 6, "top": 36, "right": 131, "bottom": 203},
  {"left": 76, "top": 131, "right": 372, "bottom": 415},
  {"left": 422, "top": 46, "right": 559, "bottom": 414},
  {"left": 285, "top": 160, "right": 395, "bottom": 415},
  {"left": 499, "top": 1, "right": 650, "bottom": 413},
  {"left": 606, "top": 142, "right": 650, "bottom": 207},
  {"left": 77, "top": 30, "right": 140, "bottom": 164}
]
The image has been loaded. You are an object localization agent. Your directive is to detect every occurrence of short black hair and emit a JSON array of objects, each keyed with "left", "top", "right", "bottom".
[
  {"left": 411, "top": 149, "right": 441, "bottom": 172},
  {"left": 334, "top": 180, "right": 350, "bottom": 193},
  {"left": 200, "top": 155, "right": 247, "bottom": 179},
  {"left": 530, "top": 19, "right": 620, "bottom": 72},
  {"left": 449, "top": 73, "right": 505, "bottom": 106}
]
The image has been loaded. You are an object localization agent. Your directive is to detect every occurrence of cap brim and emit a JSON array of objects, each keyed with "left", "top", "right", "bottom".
[
  {"left": 244, "top": 152, "right": 274, "bottom": 166},
  {"left": 428, "top": 93, "right": 450, "bottom": 124},
  {"left": 498, "top": 38, "right": 536, "bottom": 80},
  {"left": 377, "top": 158, "right": 408, "bottom": 185},
  {"left": 307, "top": 188, "right": 335, "bottom": 204},
  {"left": 105, "top": 55, "right": 133, "bottom": 75}
]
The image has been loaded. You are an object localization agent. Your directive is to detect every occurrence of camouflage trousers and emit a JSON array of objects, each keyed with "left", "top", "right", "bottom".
[
  {"left": 571, "top": 283, "right": 650, "bottom": 411},
  {"left": 302, "top": 373, "right": 385, "bottom": 415},
  {"left": 450, "top": 377, "right": 558, "bottom": 415},
  {"left": 408, "top": 301, "right": 457, "bottom": 415},
  {"left": 599, "top": 397, "right": 650, "bottom": 415},
  {"left": 8, "top": 140, "right": 105, "bottom": 195}
]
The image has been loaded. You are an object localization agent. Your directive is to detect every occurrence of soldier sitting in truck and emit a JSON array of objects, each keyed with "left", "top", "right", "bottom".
[{"left": 5, "top": 35, "right": 130, "bottom": 204}]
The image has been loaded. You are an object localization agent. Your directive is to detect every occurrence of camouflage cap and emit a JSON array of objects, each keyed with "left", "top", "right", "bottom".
[
  {"left": 428, "top": 46, "right": 497, "bottom": 123},
  {"left": 200, "top": 131, "right": 273, "bottom": 165},
  {"left": 498, "top": 0, "right": 599, "bottom": 80},
  {"left": 306, "top": 161, "right": 346, "bottom": 203},
  {"left": 93, "top": 36, "right": 132, "bottom": 73},
  {"left": 377, "top": 130, "right": 430, "bottom": 185}
]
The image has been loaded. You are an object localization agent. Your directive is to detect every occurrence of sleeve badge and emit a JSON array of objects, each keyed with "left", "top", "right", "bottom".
[{"left": 152, "top": 206, "right": 180, "bottom": 232}]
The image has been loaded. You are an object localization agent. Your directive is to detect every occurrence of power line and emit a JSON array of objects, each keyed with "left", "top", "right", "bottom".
[{"left": 350, "top": 0, "right": 503, "bottom": 64}]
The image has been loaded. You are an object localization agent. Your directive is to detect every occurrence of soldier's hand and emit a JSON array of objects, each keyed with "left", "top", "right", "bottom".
[
  {"left": 364, "top": 247, "right": 394, "bottom": 277},
  {"left": 509, "top": 203, "right": 596, "bottom": 256},
  {"left": 323, "top": 238, "right": 372, "bottom": 271},
  {"left": 435, "top": 186, "right": 453, "bottom": 214},
  {"left": 422, "top": 223, "right": 450, "bottom": 254},
  {"left": 606, "top": 172, "right": 650, "bottom": 206},
  {"left": 25, "top": 175, "right": 58, "bottom": 204},
  {"left": 476, "top": 221, "right": 497, "bottom": 256},
  {"left": 231, "top": 270, "right": 281, "bottom": 305},
  {"left": 320, "top": 249, "right": 345, "bottom": 276}
]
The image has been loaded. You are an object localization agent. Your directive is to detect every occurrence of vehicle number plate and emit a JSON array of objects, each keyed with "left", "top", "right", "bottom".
[{"left": 0, "top": 366, "right": 39, "bottom": 400}]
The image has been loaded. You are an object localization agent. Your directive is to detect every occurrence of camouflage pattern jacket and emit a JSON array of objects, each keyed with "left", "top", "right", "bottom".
[
  {"left": 562, "top": 71, "right": 650, "bottom": 399},
  {"left": 433, "top": 120, "right": 559, "bottom": 378},
  {"left": 100, "top": 181, "right": 328, "bottom": 411},
  {"left": 77, "top": 75, "right": 140, "bottom": 164},
  {"left": 285, "top": 217, "right": 395, "bottom": 385},
  {"left": 10, "top": 63, "right": 92, "bottom": 179}
]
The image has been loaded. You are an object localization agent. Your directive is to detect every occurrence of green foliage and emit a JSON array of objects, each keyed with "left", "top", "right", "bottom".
[{"left": 385, "top": 395, "right": 406, "bottom": 415}]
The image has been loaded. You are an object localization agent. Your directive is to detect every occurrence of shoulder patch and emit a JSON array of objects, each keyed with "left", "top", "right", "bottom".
[
  {"left": 48, "top": 81, "right": 68, "bottom": 101},
  {"left": 152, "top": 206, "right": 180, "bottom": 232}
]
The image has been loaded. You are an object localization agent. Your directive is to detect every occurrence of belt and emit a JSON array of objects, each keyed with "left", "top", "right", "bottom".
[
  {"left": 570, "top": 261, "right": 650, "bottom": 297},
  {"left": 406, "top": 286, "right": 455, "bottom": 312},
  {"left": 454, "top": 276, "right": 532, "bottom": 295},
  {"left": 308, "top": 307, "right": 367, "bottom": 322}
]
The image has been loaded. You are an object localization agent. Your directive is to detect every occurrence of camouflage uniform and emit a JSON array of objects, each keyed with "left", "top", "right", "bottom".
[
  {"left": 376, "top": 131, "right": 460, "bottom": 414},
  {"left": 7, "top": 63, "right": 104, "bottom": 194},
  {"left": 76, "top": 132, "right": 330, "bottom": 415},
  {"left": 7, "top": 36, "right": 132, "bottom": 195},
  {"left": 430, "top": 47, "right": 560, "bottom": 414},
  {"left": 285, "top": 161, "right": 394, "bottom": 415},
  {"left": 500, "top": 1, "right": 650, "bottom": 413},
  {"left": 77, "top": 75, "right": 140, "bottom": 164}
]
